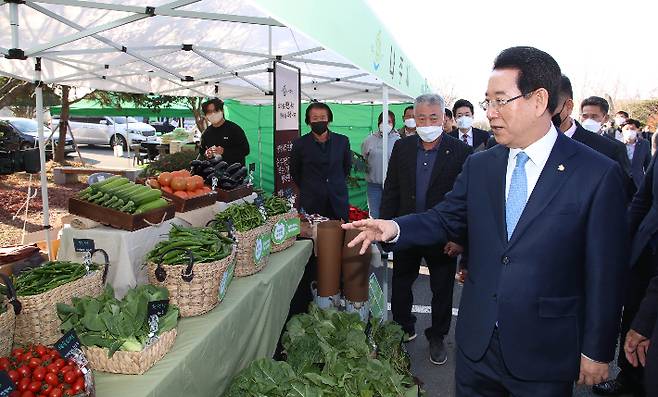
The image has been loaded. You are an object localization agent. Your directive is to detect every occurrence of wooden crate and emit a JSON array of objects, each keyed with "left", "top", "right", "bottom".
[
  {"left": 216, "top": 185, "right": 253, "bottom": 203},
  {"left": 68, "top": 197, "right": 175, "bottom": 231},
  {"left": 162, "top": 190, "right": 217, "bottom": 212}
]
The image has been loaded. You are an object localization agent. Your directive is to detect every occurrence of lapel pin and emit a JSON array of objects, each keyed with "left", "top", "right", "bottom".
[
  {"left": 558, "top": 164, "right": 565, "bottom": 172},
  {"left": 446, "top": 150, "right": 450, "bottom": 154}
]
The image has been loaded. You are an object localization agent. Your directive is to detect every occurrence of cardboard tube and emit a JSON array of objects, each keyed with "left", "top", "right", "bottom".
[
  {"left": 316, "top": 220, "right": 344, "bottom": 297},
  {"left": 342, "top": 229, "right": 371, "bottom": 302}
]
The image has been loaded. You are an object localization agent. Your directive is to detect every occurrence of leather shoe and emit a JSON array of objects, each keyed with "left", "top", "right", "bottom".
[{"left": 592, "top": 379, "right": 631, "bottom": 396}]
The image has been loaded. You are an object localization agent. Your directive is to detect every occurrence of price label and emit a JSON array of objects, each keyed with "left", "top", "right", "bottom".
[
  {"left": 73, "top": 238, "right": 95, "bottom": 253},
  {"left": 219, "top": 260, "right": 235, "bottom": 301},
  {"left": 253, "top": 233, "right": 271, "bottom": 264},
  {"left": 147, "top": 300, "right": 169, "bottom": 317},
  {"left": 55, "top": 329, "right": 82, "bottom": 358},
  {"left": 271, "top": 218, "right": 301, "bottom": 245},
  {"left": 0, "top": 371, "right": 15, "bottom": 397}
]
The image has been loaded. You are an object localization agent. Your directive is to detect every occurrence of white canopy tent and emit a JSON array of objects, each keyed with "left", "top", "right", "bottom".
[{"left": 1, "top": 0, "right": 431, "bottom": 315}]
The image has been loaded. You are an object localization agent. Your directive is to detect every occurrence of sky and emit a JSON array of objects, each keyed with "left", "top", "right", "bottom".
[{"left": 366, "top": 0, "right": 658, "bottom": 118}]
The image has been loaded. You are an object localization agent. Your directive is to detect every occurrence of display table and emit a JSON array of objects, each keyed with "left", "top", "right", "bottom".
[{"left": 94, "top": 240, "right": 313, "bottom": 397}]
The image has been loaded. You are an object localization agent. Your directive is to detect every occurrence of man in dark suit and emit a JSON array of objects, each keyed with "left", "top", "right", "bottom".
[
  {"left": 381, "top": 94, "right": 472, "bottom": 364},
  {"left": 620, "top": 154, "right": 658, "bottom": 397},
  {"left": 344, "top": 46, "right": 628, "bottom": 396},
  {"left": 621, "top": 119, "right": 652, "bottom": 191},
  {"left": 449, "top": 99, "right": 491, "bottom": 153},
  {"left": 290, "top": 102, "right": 351, "bottom": 221},
  {"left": 551, "top": 75, "right": 633, "bottom": 199}
]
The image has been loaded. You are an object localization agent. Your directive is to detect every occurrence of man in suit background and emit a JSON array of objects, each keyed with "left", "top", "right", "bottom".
[
  {"left": 344, "top": 46, "right": 628, "bottom": 396},
  {"left": 449, "top": 99, "right": 491, "bottom": 152},
  {"left": 381, "top": 94, "right": 471, "bottom": 364},
  {"left": 401, "top": 105, "right": 417, "bottom": 137},
  {"left": 622, "top": 119, "right": 652, "bottom": 191},
  {"left": 290, "top": 102, "right": 352, "bottom": 221},
  {"left": 444, "top": 108, "right": 458, "bottom": 136},
  {"left": 581, "top": 96, "right": 616, "bottom": 139},
  {"left": 552, "top": 75, "right": 633, "bottom": 196}
]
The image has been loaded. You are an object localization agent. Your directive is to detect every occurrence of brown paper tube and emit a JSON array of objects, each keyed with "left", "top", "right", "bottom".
[
  {"left": 316, "top": 220, "right": 344, "bottom": 297},
  {"left": 341, "top": 229, "right": 371, "bottom": 302}
]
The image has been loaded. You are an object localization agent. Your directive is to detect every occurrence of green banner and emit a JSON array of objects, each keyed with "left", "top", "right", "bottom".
[
  {"left": 271, "top": 217, "right": 301, "bottom": 245},
  {"left": 251, "top": 0, "right": 429, "bottom": 97}
]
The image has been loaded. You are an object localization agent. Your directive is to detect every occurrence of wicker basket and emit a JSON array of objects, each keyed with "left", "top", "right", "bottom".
[
  {"left": 0, "top": 274, "right": 20, "bottom": 356},
  {"left": 13, "top": 251, "right": 108, "bottom": 346},
  {"left": 146, "top": 246, "right": 236, "bottom": 317},
  {"left": 267, "top": 210, "right": 299, "bottom": 254},
  {"left": 234, "top": 224, "right": 272, "bottom": 277},
  {"left": 84, "top": 329, "right": 177, "bottom": 375}
]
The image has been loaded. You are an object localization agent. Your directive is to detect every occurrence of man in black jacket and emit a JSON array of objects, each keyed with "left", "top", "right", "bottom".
[
  {"left": 449, "top": 99, "right": 490, "bottom": 152},
  {"left": 200, "top": 98, "right": 250, "bottom": 166},
  {"left": 290, "top": 102, "right": 351, "bottom": 221},
  {"left": 381, "top": 93, "right": 472, "bottom": 365}
]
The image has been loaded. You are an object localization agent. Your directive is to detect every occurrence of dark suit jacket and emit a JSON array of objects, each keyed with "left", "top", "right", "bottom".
[
  {"left": 391, "top": 133, "right": 628, "bottom": 381},
  {"left": 629, "top": 154, "right": 658, "bottom": 266},
  {"left": 380, "top": 134, "right": 471, "bottom": 226},
  {"left": 449, "top": 127, "right": 490, "bottom": 152},
  {"left": 630, "top": 139, "right": 652, "bottom": 189},
  {"left": 290, "top": 132, "right": 351, "bottom": 221},
  {"left": 631, "top": 273, "right": 658, "bottom": 347}
]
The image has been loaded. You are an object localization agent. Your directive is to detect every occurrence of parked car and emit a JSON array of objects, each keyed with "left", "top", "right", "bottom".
[
  {"left": 50, "top": 116, "right": 156, "bottom": 149},
  {"left": 0, "top": 117, "right": 74, "bottom": 158}
]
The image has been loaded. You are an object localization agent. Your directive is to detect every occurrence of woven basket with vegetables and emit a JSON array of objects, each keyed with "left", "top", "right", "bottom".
[
  {"left": 264, "top": 196, "right": 299, "bottom": 254},
  {"left": 13, "top": 251, "right": 108, "bottom": 346},
  {"left": 145, "top": 225, "right": 236, "bottom": 317},
  {"left": 0, "top": 274, "right": 21, "bottom": 357},
  {"left": 212, "top": 203, "right": 271, "bottom": 277},
  {"left": 57, "top": 284, "right": 179, "bottom": 375}
]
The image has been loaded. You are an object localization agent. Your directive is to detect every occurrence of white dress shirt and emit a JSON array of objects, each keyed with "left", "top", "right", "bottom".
[
  {"left": 505, "top": 125, "right": 558, "bottom": 199},
  {"left": 460, "top": 128, "right": 473, "bottom": 146},
  {"left": 563, "top": 118, "right": 577, "bottom": 139}
]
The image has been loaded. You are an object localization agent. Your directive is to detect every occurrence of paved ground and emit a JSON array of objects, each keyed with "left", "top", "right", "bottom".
[
  {"left": 70, "top": 145, "right": 141, "bottom": 169},
  {"left": 372, "top": 259, "right": 629, "bottom": 397}
]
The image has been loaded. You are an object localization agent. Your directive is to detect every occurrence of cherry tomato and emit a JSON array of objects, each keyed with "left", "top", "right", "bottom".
[
  {"left": 71, "top": 368, "right": 82, "bottom": 379},
  {"left": 44, "top": 373, "right": 58, "bottom": 387},
  {"left": 53, "top": 359, "right": 65, "bottom": 370},
  {"left": 28, "top": 358, "right": 42, "bottom": 369},
  {"left": 0, "top": 357, "right": 10, "bottom": 369},
  {"left": 12, "top": 348, "right": 24, "bottom": 357},
  {"left": 18, "top": 378, "right": 30, "bottom": 392},
  {"left": 48, "top": 389, "right": 62, "bottom": 397},
  {"left": 8, "top": 370, "right": 19, "bottom": 382},
  {"left": 35, "top": 346, "right": 47, "bottom": 356},
  {"left": 20, "top": 391, "right": 34, "bottom": 397},
  {"left": 59, "top": 366, "right": 73, "bottom": 374},
  {"left": 71, "top": 378, "right": 84, "bottom": 393},
  {"left": 40, "top": 354, "right": 52, "bottom": 363},
  {"left": 32, "top": 367, "right": 46, "bottom": 381},
  {"left": 9, "top": 391, "right": 19, "bottom": 397},
  {"left": 46, "top": 364, "right": 58, "bottom": 374},
  {"left": 23, "top": 352, "right": 33, "bottom": 362},
  {"left": 17, "top": 365, "right": 31, "bottom": 379},
  {"left": 65, "top": 360, "right": 75, "bottom": 368},
  {"left": 62, "top": 372, "right": 76, "bottom": 385},
  {"left": 28, "top": 382, "right": 41, "bottom": 393}
]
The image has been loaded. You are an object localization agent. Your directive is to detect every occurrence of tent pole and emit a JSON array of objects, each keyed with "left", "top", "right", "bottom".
[
  {"left": 258, "top": 105, "right": 263, "bottom": 188},
  {"left": 9, "top": 2, "right": 19, "bottom": 49},
  {"left": 35, "top": 59, "right": 53, "bottom": 260},
  {"left": 381, "top": 84, "right": 389, "bottom": 321}
]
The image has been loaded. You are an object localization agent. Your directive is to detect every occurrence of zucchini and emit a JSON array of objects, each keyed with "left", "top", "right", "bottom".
[
  {"left": 120, "top": 201, "right": 135, "bottom": 213},
  {"left": 97, "top": 177, "right": 130, "bottom": 193},
  {"left": 90, "top": 175, "right": 123, "bottom": 189},
  {"left": 134, "top": 198, "right": 168, "bottom": 214},
  {"left": 116, "top": 184, "right": 150, "bottom": 201},
  {"left": 109, "top": 199, "right": 125, "bottom": 210},
  {"left": 131, "top": 189, "right": 162, "bottom": 206}
]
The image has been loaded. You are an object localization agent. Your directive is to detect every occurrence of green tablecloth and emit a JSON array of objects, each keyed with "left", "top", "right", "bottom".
[{"left": 94, "top": 240, "right": 313, "bottom": 397}]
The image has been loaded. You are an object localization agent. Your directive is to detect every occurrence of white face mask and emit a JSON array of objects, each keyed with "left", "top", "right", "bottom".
[
  {"left": 207, "top": 111, "right": 224, "bottom": 125},
  {"left": 456, "top": 116, "right": 474, "bottom": 129},
  {"left": 622, "top": 129, "right": 637, "bottom": 142},
  {"left": 614, "top": 116, "right": 626, "bottom": 126},
  {"left": 416, "top": 125, "right": 443, "bottom": 142},
  {"left": 581, "top": 118, "right": 602, "bottom": 133},
  {"left": 404, "top": 118, "right": 416, "bottom": 128},
  {"left": 378, "top": 123, "right": 393, "bottom": 134}
]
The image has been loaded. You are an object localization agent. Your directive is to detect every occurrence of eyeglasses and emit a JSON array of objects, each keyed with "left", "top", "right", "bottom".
[{"left": 479, "top": 92, "right": 532, "bottom": 111}]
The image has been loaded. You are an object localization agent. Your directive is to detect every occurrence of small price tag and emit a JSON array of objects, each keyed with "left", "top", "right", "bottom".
[
  {"left": 54, "top": 329, "right": 82, "bottom": 358},
  {"left": 368, "top": 273, "right": 386, "bottom": 323},
  {"left": 211, "top": 176, "right": 219, "bottom": 190},
  {"left": 0, "top": 371, "right": 15, "bottom": 397},
  {"left": 147, "top": 300, "right": 169, "bottom": 317},
  {"left": 73, "top": 238, "right": 95, "bottom": 253},
  {"left": 253, "top": 233, "right": 271, "bottom": 264}
]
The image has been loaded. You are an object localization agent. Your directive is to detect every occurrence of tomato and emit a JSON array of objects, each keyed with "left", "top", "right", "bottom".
[
  {"left": 71, "top": 368, "right": 82, "bottom": 379},
  {"left": 62, "top": 372, "right": 76, "bottom": 385},
  {"left": 23, "top": 352, "right": 33, "bottom": 362},
  {"left": 53, "top": 359, "right": 65, "bottom": 370},
  {"left": 0, "top": 357, "right": 10, "bottom": 369},
  {"left": 46, "top": 363, "right": 58, "bottom": 373},
  {"left": 44, "top": 373, "right": 59, "bottom": 387},
  {"left": 17, "top": 365, "right": 31, "bottom": 379},
  {"left": 12, "top": 348, "right": 24, "bottom": 356},
  {"left": 40, "top": 354, "right": 52, "bottom": 363},
  {"left": 9, "top": 391, "right": 19, "bottom": 397},
  {"left": 49, "top": 389, "right": 62, "bottom": 397},
  {"left": 59, "top": 366, "right": 73, "bottom": 374},
  {"left": 157, "top": 172, "right": 172, "bottom": 187},
  {"left": 35, "top": 346, "right": 47, "bottom": 356},
  {"left": 20, "top": 392, "right": 34, "bottom": 397},
  {"left": 8, "top": 370, "right": 20, "bottom": 382},
  {"left": 71, "top": 378, "right": 84, "bottom": 393},
  {"left": 18, "top": 378, "right": 30, "bottom": 391},
  {"left": 28, "top": 382, "right": 42, "bottom": 392},
  {"left": 173, "top": 190, "right": 188, "bottom": 199},
  {"left": 33, "top": 367, "right": 46, "bottom": 381},
  {"left": 28, "top": 358, "right": 42, "bottom": 368}
]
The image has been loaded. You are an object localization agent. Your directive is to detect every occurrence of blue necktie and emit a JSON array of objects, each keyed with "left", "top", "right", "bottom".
[{"left": 506, "top": 152, "right": 530, "bottom": 240}]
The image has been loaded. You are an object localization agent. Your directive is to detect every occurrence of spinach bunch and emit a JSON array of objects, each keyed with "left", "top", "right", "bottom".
[{"left": 57, "top": 284, "right": 179, "bottom": 357}]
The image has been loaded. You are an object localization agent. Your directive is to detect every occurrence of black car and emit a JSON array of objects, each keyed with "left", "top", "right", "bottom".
[{"left": 0, "top": 118, "right": 74, "bottom": 158}]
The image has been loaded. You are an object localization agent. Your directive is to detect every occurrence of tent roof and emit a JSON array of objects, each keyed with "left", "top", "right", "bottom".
[
  {"left": 49, "top": 98, "right": 194, "bottom": 117},
  {"left": 0, "top": 0, "right": 429, "bottom": 103}
]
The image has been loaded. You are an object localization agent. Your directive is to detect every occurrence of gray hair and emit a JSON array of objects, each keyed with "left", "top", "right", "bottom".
[{"left": 414, "top": 94, "right": 445, "bottom": 112}]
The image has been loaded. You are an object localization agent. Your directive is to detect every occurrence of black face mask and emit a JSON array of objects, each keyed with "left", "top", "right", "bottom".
[
  {"left": 552, "top": 101, "right": 567, "bottom": 130},
  {"left": 310, "top": 121, "right": 329, "bottom": 135}
]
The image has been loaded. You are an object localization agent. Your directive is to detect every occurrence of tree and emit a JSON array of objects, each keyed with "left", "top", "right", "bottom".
[{"left": 617, "top": 99, "right": 658, "bottom": 130}]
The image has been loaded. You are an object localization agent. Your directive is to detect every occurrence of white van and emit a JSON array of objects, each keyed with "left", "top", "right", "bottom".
[{"left": 50, "top": 116, "right": 156, "bottom": 149}]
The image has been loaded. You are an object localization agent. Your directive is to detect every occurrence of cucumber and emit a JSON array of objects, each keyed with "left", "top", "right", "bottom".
[
  {"left": 115, "top": 184, "right": 149, "bottom": 201},
  {"left": 103, "top": 196, "right": 119, "bottom": 208},
  {"left": 90, "top": 175, "right": 123, "bottom": 189},
  {"left": 97, "top": 177, "right": 130, "bottom": 193},
  {"left": 131, "top": 189, "right": 162, "bottom": 206},
  {"left": 134, "top": 198, "right": 168, "bottom": 214},
  {"left": 109, "top": 199, "right": 125, "bottom": 210},
  {"left": 120, "top": 201, "right": 135, "bottom": 213}
]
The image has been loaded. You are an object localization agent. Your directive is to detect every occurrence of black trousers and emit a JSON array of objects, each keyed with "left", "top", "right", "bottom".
[
  {"left": 617, "top": 247, "right": 658, "bottom": 394},
  {"left": 456, "top": 329, "right": 573, "bottom": 397},
  {"left": 391, "top": 245, "right": 456, "bottom": 340}
]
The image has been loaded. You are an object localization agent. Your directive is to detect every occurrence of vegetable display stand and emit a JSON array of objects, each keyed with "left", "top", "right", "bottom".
[
  {"left": 84, "top": 328, "right": 177, "bottom": 375},
  {"left": 14, "top": 253, "right": 108, "bottom": 346},
  {"left": 0, "top": 274, "right": 21, "bottom": 356},
  {"left": 267, "top": 210, "right": 300, "bottom": 253},
  {"left": 234, "top": 224, "right": 272, "bottom": 277},
  {"left": 147, "top": 247, "right": 236, "bottom": 317},
  {"left": 69, "top": 196, "right": 175, "bottom": 231},
  {"left": 162, "top": 190, "right": 217, "bottom": 213},
  {"left": 216, "top": 184, "right": 253, "bottom": 203}
]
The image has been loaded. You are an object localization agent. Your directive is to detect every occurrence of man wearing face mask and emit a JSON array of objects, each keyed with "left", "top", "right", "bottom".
[
  {"left": 622, "top": 119, "right": 651, "bottom": 191},
  {"left": 444, "top": 108, "right": 458, "bottom": 136},
  {"left": 449, "top": 99, "right": 491, "bottom": 152},
  {"left": 581, "top": 96, "right": 617, "bottom": 139},
  {"left": 401, "top": 106, "right": 417, "bottom": 137},
  {"left": 361, "top": 110, "right": 400, "bottom": 219},
  {"left": 380, "top": 93, "right": 471, "bottom": 364},
  {"left": 552, "top": 76, "right": 632, "bottom": 196},
  {"left": 290, "top": 102, "right": 351, "bottom": 221},
  {"left": 615, "top": 111, "right": 630, "bottom": 141},
  {"left": 199, "top": 98, "right": 250, "bottom": 166}
]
